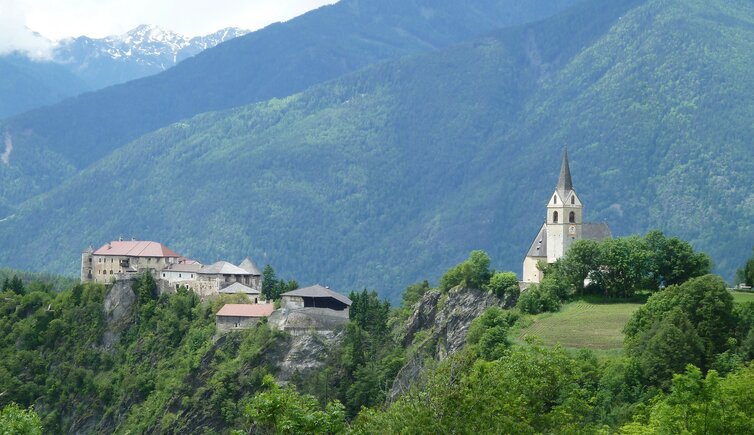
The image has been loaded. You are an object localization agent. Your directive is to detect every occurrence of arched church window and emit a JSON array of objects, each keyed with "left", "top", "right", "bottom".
[
  {"left": 571, "top": 196, "right": 575, "bottom": 205},
  {"left": 553, "top": 211, "right": 559, "bottom": 223},
  {"left": 569, "top": 211, "right": 575, "bottom": 223}
]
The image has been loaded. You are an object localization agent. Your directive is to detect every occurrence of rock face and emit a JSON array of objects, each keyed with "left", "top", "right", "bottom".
[
  {"left": 101, "top": 279, "right": 137, "bottom": 348},
  {"left": 268, "top": 308, "right": 350, "bottom": 335},
  {"left": 388, "top": 286, "right": 508, "bottom": 401},
  {"left": 275, "top": 331, "right": 343, "bottom": 382}
]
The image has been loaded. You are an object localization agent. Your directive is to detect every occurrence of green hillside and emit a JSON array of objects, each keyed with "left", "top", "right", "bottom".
[
  {"left": 0, "top": 0, "right": 578, "bottom": 208},
  {"left": 1, "top": 0, "right": 752, "bottom": 301}
]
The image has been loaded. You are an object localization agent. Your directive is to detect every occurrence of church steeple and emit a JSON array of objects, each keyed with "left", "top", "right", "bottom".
[{"left": 557, "top": 147, "right": 573, "bottom": 192}]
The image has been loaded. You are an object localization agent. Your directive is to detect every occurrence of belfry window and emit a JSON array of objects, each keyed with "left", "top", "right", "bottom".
[
  {"left": 569, "top": 211, "right": 575, "bottom": 223},
  {"left": 553, "top": 211, "right": 559, "bottom": 223},
  {"left": 553, "top": 195, "right": 557, "bottom": 204},
  {"left": 571, "top": 196, "right": 575, "bottom": 205}
]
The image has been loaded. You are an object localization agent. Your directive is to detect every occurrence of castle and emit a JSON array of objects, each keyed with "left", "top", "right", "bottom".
[
  {"left": 522, "top": 149, "right": 612, "bottom": 283},
  {"left": 80, "top": 239, "right": 262, "bottom": 298},
  {"left": 81, "top": 239, "right": 353, "bottom": 333}
]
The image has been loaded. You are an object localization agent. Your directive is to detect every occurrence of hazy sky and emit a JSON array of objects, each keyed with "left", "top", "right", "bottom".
[{"left": 0, "top": 0, "right": 337, "bottom": 58}]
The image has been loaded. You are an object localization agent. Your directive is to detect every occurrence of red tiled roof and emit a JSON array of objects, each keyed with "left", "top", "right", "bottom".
[
  {"left": 93, "top": 240, "right": 181, "bottom": 257},
  {"left": 216, "top": 303, "right": 274, "bottom": 318}
]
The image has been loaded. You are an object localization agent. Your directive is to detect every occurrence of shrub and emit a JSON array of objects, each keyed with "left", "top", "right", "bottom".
[
  {"left": 486, "top": 272, "right": 520, "bottom": 301},
  {"left": 439, "top": 251, "right": 491, "bottom": 292},
  {"left": 517, "top": 284, "right": 561, "bottom": 314}
]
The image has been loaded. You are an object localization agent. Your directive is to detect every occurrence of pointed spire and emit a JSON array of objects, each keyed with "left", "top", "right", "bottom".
[{"left": 557, "top": 147, "right": 573, "bottom": 192}]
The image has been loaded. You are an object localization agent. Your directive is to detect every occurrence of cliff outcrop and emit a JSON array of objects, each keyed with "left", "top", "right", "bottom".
[
  {"left": 389, "top": 286, "right": 508, "bottom": 401},
  {"left": 102, "top": 278, "right": 137, "bottom": 348}
]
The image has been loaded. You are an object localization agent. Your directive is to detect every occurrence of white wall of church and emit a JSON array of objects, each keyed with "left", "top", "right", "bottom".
[{"left": 523, "top": 257, "right": 545, "bottom": 283}]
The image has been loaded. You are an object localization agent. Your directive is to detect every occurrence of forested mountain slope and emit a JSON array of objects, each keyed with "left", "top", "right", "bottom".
[
  {"left": 0, "top": 0, "right": 578, "bottom": 208},
  {"left": 2, "top": 0, "right": 752, "bottom": 301}
]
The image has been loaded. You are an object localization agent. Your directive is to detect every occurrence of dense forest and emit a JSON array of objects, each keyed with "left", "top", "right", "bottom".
[
  {"left": 1, "top": 0, "right": 752, "bottom": 302},
  {"left": 1, "top": 234, "right": 753, "bottom": 433}
]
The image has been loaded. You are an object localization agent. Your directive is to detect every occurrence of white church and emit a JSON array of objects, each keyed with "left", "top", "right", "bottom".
[{"left": 522, "top": 149, "right": 612, "bottom": 283}]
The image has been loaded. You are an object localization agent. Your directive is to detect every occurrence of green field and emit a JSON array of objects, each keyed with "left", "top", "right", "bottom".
[
  {"left": 731, "top": 291, "right": 754, "bottom": 304},
  {"left": 516, "top": 300, "right": 643, "bottom": 350}
]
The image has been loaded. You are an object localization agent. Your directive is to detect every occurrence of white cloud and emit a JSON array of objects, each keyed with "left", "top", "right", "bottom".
[
  {"left": 0, "top": 0, "right": 54, "bottom": 59},
  {"left": 21, "top": 0, "right": 337, "bottom": 40}
]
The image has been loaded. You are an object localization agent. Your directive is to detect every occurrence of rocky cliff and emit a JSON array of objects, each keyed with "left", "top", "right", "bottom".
[
  {"left": 389, "top": 286, "right": 509, "bottom": 401},
  {"left": 101, "top": 278, "right": 137, "bottom": 349}
]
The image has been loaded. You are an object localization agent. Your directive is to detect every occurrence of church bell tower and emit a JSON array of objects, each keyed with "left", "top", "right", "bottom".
[{"left": 545, "top": 148, "right": 583, "bottom": 263}]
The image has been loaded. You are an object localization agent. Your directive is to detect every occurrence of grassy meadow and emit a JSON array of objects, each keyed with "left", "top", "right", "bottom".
[
  {"left": 516, "top": 299, "right": 643, "bottom": 350},
  {"left": 731, "top": 290, "right": 754, "bottom": 304}
]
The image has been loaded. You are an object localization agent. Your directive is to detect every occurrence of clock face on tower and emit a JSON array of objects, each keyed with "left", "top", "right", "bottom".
[{"left": 568, "top": 225, "right": 576, "bottom": 235}]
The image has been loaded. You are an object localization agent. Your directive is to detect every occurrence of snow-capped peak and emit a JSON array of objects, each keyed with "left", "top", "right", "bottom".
[{"left": 56, "top": 25, "right": 249, "bottom": 66}]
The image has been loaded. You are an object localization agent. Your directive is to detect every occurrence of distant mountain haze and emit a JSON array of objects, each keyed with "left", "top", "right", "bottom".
[
  {"left": 0, "top": 0, "right": 751, "bottom": 303},
  {"left": 0, "top": 53, "right": 88, "bottom": 118},
  {"left": 0, "top": 0, "right": 580, "bottom": 207},
  {"left": 0, "top": 25, "right": 248, "bottom": 119}
]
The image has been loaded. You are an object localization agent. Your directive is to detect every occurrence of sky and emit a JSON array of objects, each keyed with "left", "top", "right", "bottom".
[{"left": 0, "top": 0, "right": 337, "bottom": 58}]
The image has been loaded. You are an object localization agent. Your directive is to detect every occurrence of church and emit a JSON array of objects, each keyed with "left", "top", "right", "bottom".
[{"left": 522, "top": 149, "right": 612, "bottom": 283}]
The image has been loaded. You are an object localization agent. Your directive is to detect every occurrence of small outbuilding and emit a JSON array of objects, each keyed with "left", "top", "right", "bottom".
[
  {"left": 220, "top": 282, "right": 262, "bottom": 303},
  {"left": 270, "top": 285, "right": 352, "bottom": 334},
  {"left": 216, "top": 303, "right": 274, "bottom": 332},
  {"left": 281, "top": 284, "right": 352, "bottom": 311}
]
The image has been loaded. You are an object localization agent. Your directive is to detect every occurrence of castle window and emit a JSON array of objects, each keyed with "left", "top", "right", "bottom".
[
  {"left": 569, "top": 211, "right": 575, "bottom": 223},
  {"left": 553, "top": 211, "right": 559, "bottom": 223},
  {"left": 571, "top": 196, "right": 575, "bottom": 205},
  {"left": 110, "top": 270, "right": 113, "bottom": 274}
]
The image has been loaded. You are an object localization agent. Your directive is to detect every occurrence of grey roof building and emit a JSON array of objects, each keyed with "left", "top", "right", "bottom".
[
  {"left": 281, "top": 284, "right": 352, "bottom": 311},
  {"left": 219, "top": 282, "right": 261, "bottom": 296},
  {"left": 199, "top": 261, "right": 251, "bottom": 276},
  {"left": 239, "top": 257, "right": 262, "bottom": 275}
]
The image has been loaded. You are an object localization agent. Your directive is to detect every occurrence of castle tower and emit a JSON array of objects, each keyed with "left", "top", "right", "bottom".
[
  {"left": 81, "top": 246, "right": 94, "bottom": 283},
  {"left": 545, "top": 148, "right": 583, "bottom": 262}
]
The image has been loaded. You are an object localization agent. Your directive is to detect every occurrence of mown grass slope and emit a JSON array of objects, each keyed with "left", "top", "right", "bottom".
[
  {"left": 731, "top": 291, "right": 754, "bottom": 304},
  {"left": 517, "top": 300, "right": 643, "bottom": 350}
]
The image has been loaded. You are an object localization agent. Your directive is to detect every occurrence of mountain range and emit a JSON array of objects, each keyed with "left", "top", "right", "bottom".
[
  {"left": 53, "top": 25, "right": 249, "bottom": 90},
  {"left": 0, "top": 25, "right": 248, "bottom": 118},
  {"left": 0, "top": 0, "right": 752, "bottom": 302}
]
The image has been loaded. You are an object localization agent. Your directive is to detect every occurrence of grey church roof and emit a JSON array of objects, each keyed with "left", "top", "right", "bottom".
[
  {"left": 557, "top": 148, "right": 573, "bottom": 193},
  {"left": 525, "top": 222, "right": 612, "bottom": 259},
  {"left": 281, "top": 284, "right": 352, "bottom": 306},
  {"left": 526, "top": 223, "right": 548, "bottom": 258},
  {"left": 239, "top": 257, "right": 262, "bottom": 275}
]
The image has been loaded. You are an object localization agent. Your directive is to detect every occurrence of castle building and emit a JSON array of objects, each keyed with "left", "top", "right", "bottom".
[
  {"left": 81, "top": 240, "right": 181, "bottom": 283},
  {"left": 522, "top": 149, "right": 612, "bottom": 283},
  {"left": 81, "top": 239, "right": 263, "bottom": 296}
]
